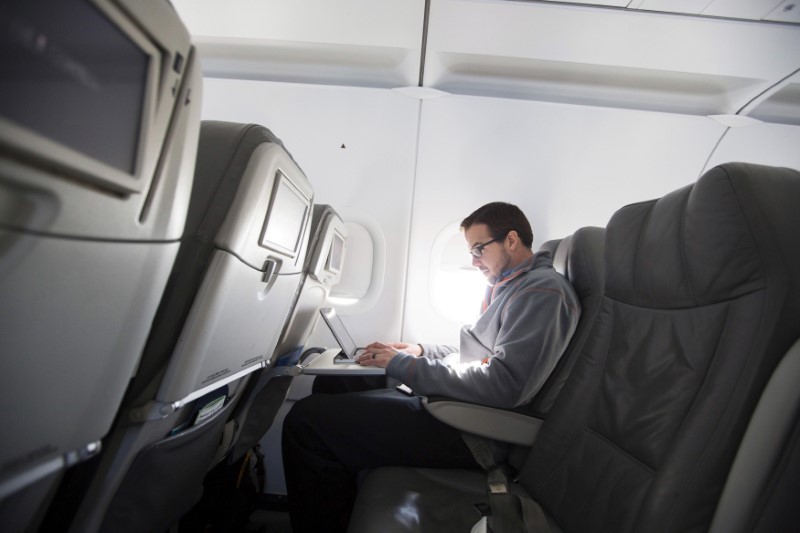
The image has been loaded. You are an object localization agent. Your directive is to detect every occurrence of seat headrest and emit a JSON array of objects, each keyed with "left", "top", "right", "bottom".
[
  {"left": 606, "top": 163, "right": 800, "bottom": 309},
  {"left": 538, "top": 237, "right": 567, "bottom": 275},
  {"left": 538, "top": 238, "right": 562, "bottom": 259},
  {"left": 304, "top": 203, "right": 339, "bottom": 271},
  {"left": 190, "top": 122, "right": 287, "bottom": 236},
  {"left": 566, "top": 227, "right": 604, "bottom": 299},
  {"left": 553, "top": 235, "right": 571, "bottom": 277}
]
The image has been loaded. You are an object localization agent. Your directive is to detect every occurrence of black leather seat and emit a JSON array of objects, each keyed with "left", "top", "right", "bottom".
[
  {"left": 710, "top": 336, "right": 800, "bottom": 532},
  {"left": 526, "top": 227, "right": 603, "bottom": 418},
  {"left": 348, "top": 162, "right": 800, "bottom": 532}
]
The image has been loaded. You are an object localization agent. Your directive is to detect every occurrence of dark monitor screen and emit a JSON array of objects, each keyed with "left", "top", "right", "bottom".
[
  {"left": 327, "top": 231, "right": 345, "bottom": 273},
  {"left": 261, "top": 171, "right": 310, "bottom": 257},
  {"left": 0, "top": 0, "right": 148, "bottom": 174}
]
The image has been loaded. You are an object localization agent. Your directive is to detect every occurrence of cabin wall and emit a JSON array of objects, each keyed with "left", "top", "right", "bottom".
[
  {"left": 201, "top": 77, "right": 800, "bottom": 347},
  {"left": 705, "top": 122, "right": 800, "bottom": 171}
]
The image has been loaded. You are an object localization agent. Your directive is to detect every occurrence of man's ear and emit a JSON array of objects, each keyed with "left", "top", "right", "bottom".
[{"left": 506, "top": 230, "right": 520, "bottom": 251}]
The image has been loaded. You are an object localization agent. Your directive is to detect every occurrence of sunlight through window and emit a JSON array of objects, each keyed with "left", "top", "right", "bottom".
[
  {"left": 430, "top": 222, "right": 489, "bottom": 325},
  {"left": 433, "top": 267, "right": 487, "bottom": 325}
]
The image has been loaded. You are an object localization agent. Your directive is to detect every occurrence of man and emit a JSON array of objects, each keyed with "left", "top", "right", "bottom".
[{"left": 282, "top": 202, "right": 580, "bottom": 532}]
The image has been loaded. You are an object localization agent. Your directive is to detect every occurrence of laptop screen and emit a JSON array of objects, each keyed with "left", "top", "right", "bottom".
[{"left": 319, "top": 307, "right": 359, "bottom": 358}]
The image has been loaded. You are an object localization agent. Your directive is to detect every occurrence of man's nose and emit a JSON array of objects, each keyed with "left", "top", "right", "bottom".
[{"left": 472, "top": 255, "right": 482, "bottom": 267}]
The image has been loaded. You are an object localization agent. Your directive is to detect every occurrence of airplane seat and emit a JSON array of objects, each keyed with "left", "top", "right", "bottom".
[
  {"left": 525, "top": 228, "right": 601, "bottom": 418},
  {"left": 421, "top": 227, "right": 604, "bottom": 447},
  {"left": 710, "top": 336, "right": 800, "bottom": 533},
  {"left": 223, "top": 203, "right": 348, "bottom": 465},
  {"left": 539, "top": 234, "right": 572, "bottom": 282},
  {"left": 0, "top": 2, "right": 201, "bottom": 532},
  {"left": 348, "top": 162, "right": 800, "bottom": 533},
  {"left": 536, "top": 237, "right": 562, "bottom": 261},
  {"left": 273, "top": 204, "right": 348, "bottom": 367},
  {"left": 60, "top": 120, "right": 314, "bottom": 533}
]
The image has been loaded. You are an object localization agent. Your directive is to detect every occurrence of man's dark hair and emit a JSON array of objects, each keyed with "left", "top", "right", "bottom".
[{"left": 460, "top": 202, "right": 533, "bottom": 249}]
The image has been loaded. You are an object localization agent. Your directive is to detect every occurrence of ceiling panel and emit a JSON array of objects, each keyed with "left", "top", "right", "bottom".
[
  {"left": 171, "top": 0, "right": 800, "bottom": 120},
  {"left": 764, "top": 0, "right": 800, "bottom": 22},
  {"left": 424, "top": 0, "right": 800, "bottom": 115},
  {"left": 701, "top": 0, "right": 785, "bottom": 19},
  {"left": 748, "top": 72, "right": 800, "bottom": 125},
  {"left": 172, "top": 0, "right": 425, "bottom": 87}
]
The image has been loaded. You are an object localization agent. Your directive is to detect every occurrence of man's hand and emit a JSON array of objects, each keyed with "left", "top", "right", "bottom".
[
  {"left": 357, "top": 341, "right": 420, "bottom": 368},
  {"left": 384, "top": 342, "right": 423, "bottom": 357}
]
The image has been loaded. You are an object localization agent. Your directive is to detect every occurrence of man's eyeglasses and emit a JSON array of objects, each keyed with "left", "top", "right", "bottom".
[{"left": 469, "top": 234, "right": 507, "bottom": 258}]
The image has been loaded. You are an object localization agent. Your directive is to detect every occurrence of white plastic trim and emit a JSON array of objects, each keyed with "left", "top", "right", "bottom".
[
  {"left": 331, "top": 211, "right": 386, "bottom": 315},
  {"left": 423, "top": 397, "right": 544, "bottom": 446}
]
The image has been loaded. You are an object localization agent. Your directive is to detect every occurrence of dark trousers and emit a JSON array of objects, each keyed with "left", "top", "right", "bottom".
[{"left": 282, "top": 387, "right": 479, "bottom": 533}]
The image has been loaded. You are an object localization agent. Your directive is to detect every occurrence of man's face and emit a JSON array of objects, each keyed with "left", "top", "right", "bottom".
[{"left": 464, "top": 223, "right": 511, "bottom": 284}]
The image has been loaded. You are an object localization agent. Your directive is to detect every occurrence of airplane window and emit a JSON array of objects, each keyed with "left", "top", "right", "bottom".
[{"left": 431, "top": 223, "right": 486, "bottom": 325}]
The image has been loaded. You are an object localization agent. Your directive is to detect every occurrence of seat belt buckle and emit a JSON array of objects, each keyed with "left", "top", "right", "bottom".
[
  {"left": 487, "top": 469, "right": 509, "bottom": 494},
  {"left": 489, "top": 481, "right": 508, "bottom": 494}
]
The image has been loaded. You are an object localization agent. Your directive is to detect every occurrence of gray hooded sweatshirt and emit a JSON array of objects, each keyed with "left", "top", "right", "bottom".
[{"left": 386, "top": 252, "right": 580, "bottom": 409}]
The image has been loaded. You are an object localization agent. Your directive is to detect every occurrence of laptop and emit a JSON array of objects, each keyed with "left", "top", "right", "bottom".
[{"left": 319, "top": 307, "right": 366, "bottom": 363}]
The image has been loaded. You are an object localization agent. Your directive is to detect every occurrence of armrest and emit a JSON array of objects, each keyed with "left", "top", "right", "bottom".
[{"left": 422, "top": 397, "right": 544, "bottom": 446}]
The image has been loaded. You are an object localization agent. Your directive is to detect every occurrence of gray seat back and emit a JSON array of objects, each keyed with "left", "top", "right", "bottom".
[
  {"left": 61, "top": 121, "right": 314, "bottom": 533},
  {"left": 227, "top": 204, "right": 349, "bottom": 463},
  {"left": 273, "top": 204, "right": 349, "bottom": 367},
  {"left": 0, "top": 2, "right": 200, "bottom": 531},
  {"left": 154, "top": 121, "right": 312, "bottom": 405}
]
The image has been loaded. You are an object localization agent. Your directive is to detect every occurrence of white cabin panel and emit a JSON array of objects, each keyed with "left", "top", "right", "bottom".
[
  {"left": 172, "top": 0, "right": 424, "bottom": 87},
  {"left": 424, "top": 0, "right": 800, "bottom": 115},
  {"left": 701, "top": 0, "right": 785, "bottom": 19},
  {"left": 173, "top": 0, "right": 423, "bottom": 48},
  {"left": 704, "top": 122, "right": 800, "bottom": 171}
]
